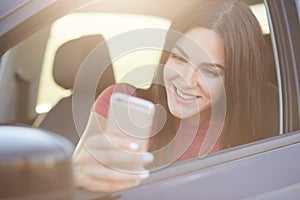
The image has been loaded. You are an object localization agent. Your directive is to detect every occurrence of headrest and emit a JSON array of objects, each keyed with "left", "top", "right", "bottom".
[{"left": 53, "top": 35, "right": 108, "bottom": 89}]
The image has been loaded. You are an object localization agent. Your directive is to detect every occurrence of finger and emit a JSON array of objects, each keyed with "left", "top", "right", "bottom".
[
  {"left": 73, "top": 145, "right": 153, "bottom": 173},
  {"left": 82, "top": 164, "right": 149, "bottom": 182},
  {"left": 78, "top": 145, "right": 153, "bottom": 171},
  {"left": 78, "top": 174, "right": 141, "bottom": 193},
  {"left": 83, "top": 133, "right": 147, "bottom": 152},
  {"left": 89, "top": 149, "right": 154, "bottom": 170},
  {"left": 75, "top": 164, "right": 149, "bottom": 193}
]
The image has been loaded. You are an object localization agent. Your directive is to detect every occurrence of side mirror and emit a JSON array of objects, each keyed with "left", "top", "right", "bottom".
[{"left": 0, "top": 125, "right": 74, "bottom": 200}]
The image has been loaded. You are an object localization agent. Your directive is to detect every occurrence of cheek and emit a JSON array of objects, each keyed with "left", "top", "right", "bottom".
[
  {"left": 163, "top": 60, "right": 180, "bottom": 81},
  {"left": 206, "top": 79, "right": 225, "bottom": 102}
]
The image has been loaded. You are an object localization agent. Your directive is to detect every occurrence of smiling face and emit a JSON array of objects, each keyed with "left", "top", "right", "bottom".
[{"left": 163, "top": 27, "right": 225, "bottom": 123}]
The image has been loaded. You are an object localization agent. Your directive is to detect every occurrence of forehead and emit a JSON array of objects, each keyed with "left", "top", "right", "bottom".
[{"left": 175, "top": 27, "right": 225, "bottom": 67}]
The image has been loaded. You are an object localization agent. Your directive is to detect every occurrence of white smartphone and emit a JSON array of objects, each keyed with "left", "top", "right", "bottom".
[{"left": 105, "top": 92, "right": 156, "bottom": 150}]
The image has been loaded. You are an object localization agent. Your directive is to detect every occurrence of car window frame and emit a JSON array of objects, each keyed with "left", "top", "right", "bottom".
[{"left": 296, "top": 0, "right": 300, "bottom": 22}]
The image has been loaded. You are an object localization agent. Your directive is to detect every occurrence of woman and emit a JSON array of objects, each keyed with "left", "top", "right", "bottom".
[{"left": 73, "top": 0, "right": 272, "bottom": 192}]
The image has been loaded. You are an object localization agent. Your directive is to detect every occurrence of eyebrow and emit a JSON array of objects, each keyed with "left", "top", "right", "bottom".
[
  {"left": 201, "top": 62, "right": 225, "bottom": 70},
  {"left": 173, "top": 45, "right": 189, "bottom": 59},
  {"left": 173, "top": 44, "right": 225, "bottom": 70}
]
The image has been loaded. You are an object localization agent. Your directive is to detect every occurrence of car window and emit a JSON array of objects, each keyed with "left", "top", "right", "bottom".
[{"left": 0, "top": 0, "right": 282, "bottom": 153}]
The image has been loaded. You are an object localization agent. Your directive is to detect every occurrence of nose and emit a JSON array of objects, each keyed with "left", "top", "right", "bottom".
[{"left": 182, "top": 65, "right": 200, "bottom": 88}]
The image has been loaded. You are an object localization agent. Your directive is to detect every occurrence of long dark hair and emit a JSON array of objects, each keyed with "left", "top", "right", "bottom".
[{"left": 137, "top": 0, "right": 270, "bottom": 153}]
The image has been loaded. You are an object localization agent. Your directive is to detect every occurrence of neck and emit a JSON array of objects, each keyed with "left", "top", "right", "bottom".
[{"left": 181, "top": 108, "right": 211, "bottom": 127}]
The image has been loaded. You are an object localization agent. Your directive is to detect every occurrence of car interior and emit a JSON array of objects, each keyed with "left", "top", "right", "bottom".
[
  {"left": 38, "top": 34, "right": 115, "bottom": 144},
  {"left": 0, "top": 0, "right": 280, "bottom": 148}
]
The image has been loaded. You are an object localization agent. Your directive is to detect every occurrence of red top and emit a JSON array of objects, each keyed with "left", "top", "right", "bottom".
[{"left": 92, "top": 84, "right": 221, "bottom": 161}]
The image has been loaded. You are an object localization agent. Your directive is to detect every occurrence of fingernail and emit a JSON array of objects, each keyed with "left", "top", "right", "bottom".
[
  {"left": 139, "top": 172, "right": 150, "bottom": 179},
  {"left": 143, "top": 153, "right": 154, "bottom": 162},
  {"left": 129, "top": 142, "right": 139, "bottom": 151}
]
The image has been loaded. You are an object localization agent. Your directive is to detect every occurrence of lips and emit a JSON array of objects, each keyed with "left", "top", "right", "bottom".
[{"left": 173, "top": 85, "right": 201, "bottom": 103}]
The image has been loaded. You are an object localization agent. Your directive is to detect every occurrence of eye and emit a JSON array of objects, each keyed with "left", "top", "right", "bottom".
[
  {"left": 169, "top": 52, "right": 188, "bottom": 64},
  {"left": 200, "top": 65, "right": 221, "bottom": 78}
]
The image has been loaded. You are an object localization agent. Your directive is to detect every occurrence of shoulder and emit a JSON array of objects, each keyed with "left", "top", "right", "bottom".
[{"left": 92, "top": 83, "right": 137, "bottom": 117}]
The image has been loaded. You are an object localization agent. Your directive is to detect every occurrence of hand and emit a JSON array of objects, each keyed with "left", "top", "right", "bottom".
[{"left": 73, "top": 112, "right": 153, "bottom": 192}]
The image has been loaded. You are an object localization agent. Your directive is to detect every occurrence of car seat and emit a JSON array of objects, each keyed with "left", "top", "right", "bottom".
[{"left": 39, "top": 35, "right": 115, "bottom": 145}]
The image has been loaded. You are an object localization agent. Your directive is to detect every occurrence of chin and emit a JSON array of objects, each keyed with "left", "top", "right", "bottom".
[{"left": 169, "top": 106, "right": 196, "bottom": 120}]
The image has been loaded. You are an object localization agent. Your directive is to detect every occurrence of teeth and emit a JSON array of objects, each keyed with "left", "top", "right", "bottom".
[{"left": 176, "top": 87, "right": 197, "bottom": 100}]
